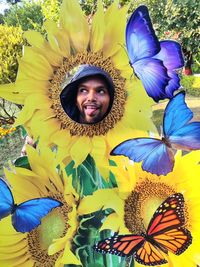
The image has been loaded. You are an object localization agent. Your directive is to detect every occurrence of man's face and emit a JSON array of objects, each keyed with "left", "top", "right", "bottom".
[{"left": 76, "top": 76, "right": 110, "bottom": 124}]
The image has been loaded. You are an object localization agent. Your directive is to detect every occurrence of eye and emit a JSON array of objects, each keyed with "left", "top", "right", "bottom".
[
  {"left": 79, "top": 88, "right": 87, "bottom": 93},
  {"left": 98, "top": 88, "right": 106, "bottom": 94}
]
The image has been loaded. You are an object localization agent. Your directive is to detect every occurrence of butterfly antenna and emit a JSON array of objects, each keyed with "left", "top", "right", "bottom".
[{"left": 117, "top": 43, "right": 130, "bottom": 66}]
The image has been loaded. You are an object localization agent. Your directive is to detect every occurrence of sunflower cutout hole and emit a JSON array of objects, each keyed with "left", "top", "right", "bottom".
[{"left": 50, "top": 52, "right": 126, "bottom": 137}]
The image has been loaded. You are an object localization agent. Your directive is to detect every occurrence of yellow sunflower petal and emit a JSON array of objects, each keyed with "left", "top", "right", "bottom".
[
  {"left": 103, "top": 2, "right": 129, "bottom": 58},
  {"left": 28, "top": 111, "right": 60, "bottom": 144},
  {"left": 100, "top": 213, "right": 120, "bottom": 232},
  {"left": 90, "top": 0, "right": 105, "bottom": 52},
  {"left": 70, "top": 136, "right": 92, "bottom": 167},
  {"left": 0, "top": 256, "right": 32, "bottom": 267},
  {"left": 90, "top": 136, "right": 108, "bottom": 165},
  {"left": 0, "top": 83, "right": 24, "bottom": 104},
  {"left": 60, "top": 245, "right": 81, "bottom": 265},
  {"left": 14, "top": 94, "right": 51, "bottom": 126},
  {"left": 78, "top": 188, "right": 123, "bottom": 216},
  {"left": 15, "top": 80, "right": 50, "bottom": 94},
  {"left": 50, "top": 130, "right": 72, "bottom": 147},
  {"left": 60, "top": 0, "right": 89, "bottom": 52},
  {"left": 18, "top": 47, "right": 53, "bottom": 81},
  {"left": 44, "top": 20, "right": 70, "bottom": 57},
  {"left": 24, "top": 31, "right": 62, "bottom": 66}
]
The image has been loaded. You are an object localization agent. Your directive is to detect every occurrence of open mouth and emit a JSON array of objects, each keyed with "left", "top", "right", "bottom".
[{"left": 84, "top": 105, "right": 99, "bottom": 116}]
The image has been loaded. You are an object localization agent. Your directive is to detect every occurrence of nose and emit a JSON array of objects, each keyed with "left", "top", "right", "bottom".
[{"left": 87, "top": 90, "right": 96, "bottom": 101}]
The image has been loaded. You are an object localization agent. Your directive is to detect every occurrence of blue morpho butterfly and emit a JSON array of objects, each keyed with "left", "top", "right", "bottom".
[
  {"left": 126, "top": 5, "right": 184, "bottom": 102},
  {"left": 0, "top": 178, "right": 62, "bottom": 233},
  {"left": 111, "top": 91, "right": 200, "bottom": 176}
]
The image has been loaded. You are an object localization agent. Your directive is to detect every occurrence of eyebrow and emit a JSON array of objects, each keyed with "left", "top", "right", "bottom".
[{"left": 78, "top": 84, "right": 108, "bottom": 89}]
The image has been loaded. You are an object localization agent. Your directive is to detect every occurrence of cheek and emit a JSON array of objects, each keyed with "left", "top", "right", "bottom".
[
  {"left": 76, "top": 95, "right": 84, "bottom": 106},
  {"left": 102, "top": 96, "right": 110, "bottom": 110}
]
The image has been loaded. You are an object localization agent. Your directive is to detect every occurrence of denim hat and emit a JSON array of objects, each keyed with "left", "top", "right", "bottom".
[{"left": 60, "top": 64, "right": 115, "bottom": 122}]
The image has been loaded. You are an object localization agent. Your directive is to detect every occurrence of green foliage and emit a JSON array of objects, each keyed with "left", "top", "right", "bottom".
[
  {"left": 181, "top": 75, "right": 200, "bottom": 97},
  {"left": 3, "top": 0, "right": 44, "bottom": 31},
  {"left": 144, "top": 0, "right": 200, "bottom": 60},
  {"left": 40, "top": 0, "right": 61, "bottom": 22},
  {"left": 0, "top": 24, "right": 23, "bottom": 83}
]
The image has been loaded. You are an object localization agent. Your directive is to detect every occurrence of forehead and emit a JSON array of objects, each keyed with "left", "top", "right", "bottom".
[{"left": 78, "top": 75, "right": 108, "bottom": 87}]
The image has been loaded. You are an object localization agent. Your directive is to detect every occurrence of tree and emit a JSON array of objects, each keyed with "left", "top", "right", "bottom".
[
  {"left": 3, "top": 0, "right": 44, "bottom": 31},
  {"left": 0, "top": 24, "right": 23, "bottom": 124},
  {"left": 136, "top": 0, "right": 200, "bottom": 75},
  {"left": 162, "top": 0, "right": 199, "bottom": 74},
  {"left": 40, "top": 0, "right": 61, "bottom": 22}
]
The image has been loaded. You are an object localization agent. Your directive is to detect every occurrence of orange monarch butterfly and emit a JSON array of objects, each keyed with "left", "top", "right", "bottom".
[{"left": 94, "top": 193, "right": 192, "bottom": 266}]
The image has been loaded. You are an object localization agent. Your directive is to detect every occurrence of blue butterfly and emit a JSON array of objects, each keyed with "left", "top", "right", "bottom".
[
  {"left": 111, "top": 92, "right": 200, "bottom": 176},
  {"left": 0, "top": 178, "right": 62, "bottom": 233},
  {"left": 126, "top": 5, "right": 184, "bottom": 102}
]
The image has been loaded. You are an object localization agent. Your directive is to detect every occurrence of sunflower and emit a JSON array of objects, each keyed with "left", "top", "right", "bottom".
[
  {"left": 78, "top": 151, "right": 200, "bottom": 266},
  {"left": 0, "top": 0, "right": 155, "bottom": 177},
  {"left": 0, "top": 146, "right": 81, "bottom": 267}
]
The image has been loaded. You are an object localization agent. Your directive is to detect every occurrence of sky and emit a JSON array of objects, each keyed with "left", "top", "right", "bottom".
[{"left": 0, "top": 0, "right": 10, "bottom": 14}]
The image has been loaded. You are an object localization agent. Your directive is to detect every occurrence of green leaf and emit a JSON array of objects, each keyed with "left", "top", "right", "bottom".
[{"left": 14, "top": 156, "right": 31, "bottom": 170}]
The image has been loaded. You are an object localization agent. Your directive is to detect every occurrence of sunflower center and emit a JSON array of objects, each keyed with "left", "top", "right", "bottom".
[
  {"left": 49, "top": 51, "right": 126, "bottom": 137},
  {"left": 124, "top": 178, "right": 175, "bottom": 234},
  {"left": 39, "top": 209, "right": 66, "bottom": 250},
  {"left": 27, "top": 194, "right": 71, "bottom": 266}
]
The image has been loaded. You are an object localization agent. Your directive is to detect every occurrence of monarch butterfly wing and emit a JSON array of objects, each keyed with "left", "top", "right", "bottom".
[
  {"left": 153, "top": 227, "right": 192, "bottom": 256},
  {"left": 133, "top": 239, "right": 167, "bottom": 266},
  {"left": 126, "top": 5, "right": 160, "bottom": 64},
  {"left": 12, "top": 197, "right": 62, "bottom": 233},
  {"left": 133, "top": 58, "right": 170, "bottom": 102},
  {"left": 0, "top": 178, "right": 14, "bottom": 219},
  {"left": 111, "top": 138, "right": 174, "bottom": 176},
  {"left": 147, "top": 193, "right": 185, "bottom": 237},
  {"left": 94, "top": 234, "right": 145, "bottom": 257},
  {"left": 163, "top": 92, "right": 193, "bottom": 137}
]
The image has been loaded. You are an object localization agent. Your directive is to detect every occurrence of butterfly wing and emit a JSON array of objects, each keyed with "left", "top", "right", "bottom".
[
  {"left": 12, "top": 197, "right": 62, "bottom": 233},
  {"left": 133, "top": 58, "right": 170, "bottom": 102},
  {"left": 111, "top": 138, "right": 174, "bottom": 175},
  {"left": 146, "top": 193, "right": 192, "bottom": 256},
  {"left": 126, "top": 6, "right": 171, "bottom": 102},
  {"left": 163, "top": 91, "right": 200, "bottom": 150},
  {"left": 0, "top": 178, "right": 14, "bottom": 219},
  {"left": 163, "top": 91, "right": 193, "bottom": 137},
  {"left": 94, "top": 234, "right": 145, "bottom": 257},
  {"left": 169, "top": 122, "right": 200, "bottom": 150},
  {"left": 126, "top": 5, "right": 160, "bottom": 63},
  {"left": 154, "top": 41, "right": 184, "bottom": 70},
  {"left": 147, "top": 193, "right": 185, "bottom": 236},
  {"left": 153, "top": 40, "right": 184, "bottom": 98},
  {"left": 165, "top": 71, "right": 180, "bottom": 98},
  {"left": 133, "top": 239, "right": 167, "bottom": 266},
  {"left": 94, "top": 234, "right": 167, "bottom": 266},
  {"left": 153, "top": 227, "right": 192, "bottom": 256}
]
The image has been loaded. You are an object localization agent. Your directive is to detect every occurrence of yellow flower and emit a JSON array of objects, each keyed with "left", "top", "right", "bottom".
[
  {"left": 0, "top": 0, "right": 155, "bottom": 178},
  {"left": 0, "top": 146, "right": 81, "bottom": 267},
  {"left": 78, "top": 151, "right": 200, "bottom": 267}
]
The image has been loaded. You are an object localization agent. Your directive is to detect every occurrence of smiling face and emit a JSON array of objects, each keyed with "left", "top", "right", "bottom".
[{"left": 76, "top": 76, "right": 111, "bottom": 124}]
